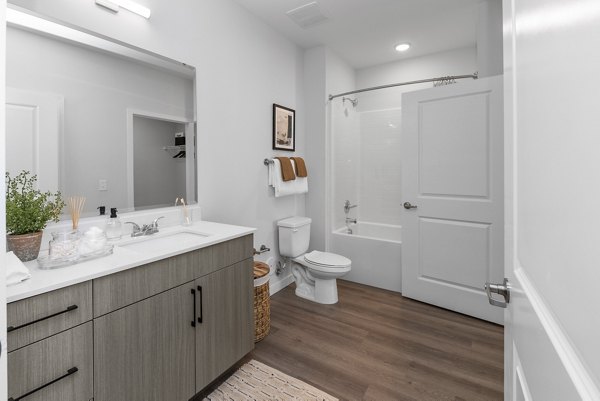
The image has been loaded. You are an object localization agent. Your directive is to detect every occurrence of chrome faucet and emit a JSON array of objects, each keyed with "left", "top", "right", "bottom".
[
  {"left": 345, "top": 217, "right": 357, "bottom": 224},
  {"left": 125, "top": 216, "right": 165, "bottom": 237},
  {"left": 344, "top": 200, "right": 358, "bottom": 214}
]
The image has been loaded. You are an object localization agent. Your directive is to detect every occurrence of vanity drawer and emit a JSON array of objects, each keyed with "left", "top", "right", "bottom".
[
  {"left": 93, "top": 251, "right": 197, "bottom": 316},
  {"left": 210, "top": 234, "right": 254, "bottom": 272},
  {"left": 7, "top": 281, "right": 92, "bottom": 351},
  {"left": 8, "top": 322, "right": 93, "bottom": 401}
]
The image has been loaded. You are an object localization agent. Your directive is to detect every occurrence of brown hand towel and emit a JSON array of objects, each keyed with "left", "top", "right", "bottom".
[
  {"left": 274, "top": 157, "right": 296, "bottom": 181},
  {"left": 291, "top": 157, "right": 308, "bottom": 177}
]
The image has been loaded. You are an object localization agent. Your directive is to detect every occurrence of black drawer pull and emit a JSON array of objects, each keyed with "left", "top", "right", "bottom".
[
  {"left": 7, "top": 305, "right": 78, "bottom": 333},
  {"left": 197, "top": 286, "right": 203, "bottom": 324},
  {"left": 191, "top": 288, "right": 196, "bottom": 327},
  {"left": 8, "top": 367, "right": 78, "bottom": 401}
]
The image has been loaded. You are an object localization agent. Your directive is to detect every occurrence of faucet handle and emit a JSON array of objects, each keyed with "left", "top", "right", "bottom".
[
  {"left": 125, "top": 222, "right": 141, "bottom": 232},
  {"left": 151, "top": 216, "right": 165, "bottom": 228},
  {"left": 344, "top": 200, "right": 358, "bottom": 214}
]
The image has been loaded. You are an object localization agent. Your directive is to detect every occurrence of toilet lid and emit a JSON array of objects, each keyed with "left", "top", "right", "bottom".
[{"left": 304, "top": 251, "right": 351, "bottom": 268}]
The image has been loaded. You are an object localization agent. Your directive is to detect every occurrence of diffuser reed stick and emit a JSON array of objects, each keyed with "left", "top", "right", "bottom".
[
  {"left": 68, "top": 196, "right": 86, "bottom": 230},
  {"left": 175, "top": 197, "right": 191, "bottom": 226}
]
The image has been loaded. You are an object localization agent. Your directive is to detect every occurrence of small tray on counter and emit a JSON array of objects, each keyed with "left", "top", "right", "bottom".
[{"left": 37, "top": 244, "right": 114, "bottom": 270}]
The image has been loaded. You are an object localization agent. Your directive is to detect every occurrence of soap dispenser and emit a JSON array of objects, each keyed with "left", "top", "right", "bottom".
[{"left": 105, "top": 207, "right": 122, "bottom": 241}]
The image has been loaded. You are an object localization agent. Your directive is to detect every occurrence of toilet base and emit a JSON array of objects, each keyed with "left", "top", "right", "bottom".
[{"left": 291, "top": 263, "right": 340, "bottom": 304}]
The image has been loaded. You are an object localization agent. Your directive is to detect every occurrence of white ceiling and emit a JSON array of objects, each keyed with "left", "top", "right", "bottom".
[{"left": 232, "top": 0, "right": 481, "bottom": 69}]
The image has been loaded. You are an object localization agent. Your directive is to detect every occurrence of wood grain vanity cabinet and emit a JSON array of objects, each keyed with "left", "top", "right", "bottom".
[
  {"left": 7, "top": 234, "right": 254, "bottom": 401},
  {"left": 8, "top": 323, "right": 93, "bottom": 401},
  {"left": 195, "top": 260, "right": 254, "bottom": 391},
  {"left": 6, "top": 282, "right": 93, "bottom": 401},
  {"left": 94, "top": 282, "right": 197, "bottom": 401}
]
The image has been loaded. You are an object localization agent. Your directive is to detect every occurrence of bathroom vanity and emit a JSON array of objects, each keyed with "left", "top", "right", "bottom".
[{"left": 6, "top": 222, "right": 255, "bottom": 401}]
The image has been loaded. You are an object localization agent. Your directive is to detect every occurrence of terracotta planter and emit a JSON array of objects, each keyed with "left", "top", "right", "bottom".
[{"left": 7, "top": 231, "right": 43, "bottom": 262}]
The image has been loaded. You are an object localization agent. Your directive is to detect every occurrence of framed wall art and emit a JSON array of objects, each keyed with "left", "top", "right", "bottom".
[{"left": 273, "top": 104, "right": 295, "bottom": 151}]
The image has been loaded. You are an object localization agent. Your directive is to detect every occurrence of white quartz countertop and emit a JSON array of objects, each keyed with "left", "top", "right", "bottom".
[{"left": 7, "top": 220, "right": 256, "bottom": 303}]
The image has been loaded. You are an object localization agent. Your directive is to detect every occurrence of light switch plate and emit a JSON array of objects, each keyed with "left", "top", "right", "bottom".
[{"left": 98, "top": 179, "right": 108, "bottom": 191}]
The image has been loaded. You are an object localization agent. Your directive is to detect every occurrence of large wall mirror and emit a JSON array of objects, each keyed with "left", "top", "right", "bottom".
[{"left": 5, "top": 6, "right": 197, "bottom": 219}]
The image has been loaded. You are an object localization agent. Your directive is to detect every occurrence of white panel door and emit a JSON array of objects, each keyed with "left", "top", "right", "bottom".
[
  {"left": 6, "top": 88, "right": 62, "bottom": 191},
  {"left": 502, "top": 0, "right": 600, "bottom": 399},
  {"left": 401, "top": 76, "right": 504, "bottom": 324}
]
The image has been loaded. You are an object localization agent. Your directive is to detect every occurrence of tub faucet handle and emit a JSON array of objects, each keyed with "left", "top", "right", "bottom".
[{"left": 344, "top": 200, "right": 358, "bottom": 214}]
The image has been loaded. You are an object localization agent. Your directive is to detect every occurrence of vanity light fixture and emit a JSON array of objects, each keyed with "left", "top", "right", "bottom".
[
  {"left": 95, "top": 0, "right": 151, "bottom": 19},
  {"left": 395, "top": 43, "right": 411, "bottom": 52}
]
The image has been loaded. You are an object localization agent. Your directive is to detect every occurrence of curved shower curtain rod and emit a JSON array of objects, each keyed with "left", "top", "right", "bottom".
[{"left": 328, "top": 72, "right": 479, "bottom": 101}]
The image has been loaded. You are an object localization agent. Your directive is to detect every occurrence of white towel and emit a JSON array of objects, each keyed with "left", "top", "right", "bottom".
[
  {"left": 6, "top": 251, "right": 31, "bottom": 285},
  {"left": 291, "top": 159, "right": 308, "bottom": 194},
  {"left": 269, "top": 159, "right": 298, "bottom": 197}
]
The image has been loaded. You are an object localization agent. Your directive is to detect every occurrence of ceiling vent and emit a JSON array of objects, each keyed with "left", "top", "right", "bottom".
[{"left": 286, "top": 2, "right": 329, "bottom": 29}]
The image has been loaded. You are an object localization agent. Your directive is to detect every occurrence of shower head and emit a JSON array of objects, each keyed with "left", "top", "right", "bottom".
[{"left": 342, "top": 97, "right": 358, "bottom": 107}]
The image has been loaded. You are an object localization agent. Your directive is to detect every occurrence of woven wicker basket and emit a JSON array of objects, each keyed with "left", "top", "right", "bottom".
[{"left": 253, "top": 262, "right": 271, "bottom": 342}]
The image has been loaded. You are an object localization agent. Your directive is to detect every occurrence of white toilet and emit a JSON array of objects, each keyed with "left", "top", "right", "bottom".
[{"left": 278, "top": 216, "right": 351, "bottom": 304}]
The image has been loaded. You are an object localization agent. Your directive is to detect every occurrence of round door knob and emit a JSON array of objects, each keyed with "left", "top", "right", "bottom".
[{"left": 403, "top": 202, "right": 418, "bottom": 210}]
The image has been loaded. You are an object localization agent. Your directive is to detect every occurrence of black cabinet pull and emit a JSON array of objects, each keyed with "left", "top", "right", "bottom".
[
  {"left": 8, "top": 367, "right": 78, "bottom": 401},
  {"left": 190, "top": 288, "right": 196, "bottom": 327},
  {"left": 197, "top": 286, "right": 203, "bottom": 324},
  {"left": 7, "top": 305, "right": 78, "bottom": 333}
]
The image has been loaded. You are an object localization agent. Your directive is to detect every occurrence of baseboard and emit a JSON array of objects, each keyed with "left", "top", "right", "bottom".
[{"left": 269, "top": 274, "right": 294, "bottom": 296}]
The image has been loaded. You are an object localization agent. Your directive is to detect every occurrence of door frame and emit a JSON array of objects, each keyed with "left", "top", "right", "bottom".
[
  {"left": 0, "top": 1, "right": 9, "bottom": 398},
  {"left": 125, "top": 108, "right": 194, "bottom": 211}
]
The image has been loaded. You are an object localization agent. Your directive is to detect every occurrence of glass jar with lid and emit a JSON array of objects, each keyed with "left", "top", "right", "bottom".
[{"left": 49, "top": 230, "right": 80, "bottom": 260}]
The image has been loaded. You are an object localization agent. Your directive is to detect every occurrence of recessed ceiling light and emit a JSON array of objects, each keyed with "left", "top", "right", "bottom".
[{"left": 395, "top": 43, "right": 411, "bottom": 52}]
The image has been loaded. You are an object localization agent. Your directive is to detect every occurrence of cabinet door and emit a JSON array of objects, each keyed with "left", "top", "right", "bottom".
[
  {"left": 195, "top": 259, "right": 254, "bottom": 391},
  {"left": 8, "top": 322, "right": 93, "bottom": 401},
  {"left": 94, "top": 282, "right": 196, "bottom": 401}
]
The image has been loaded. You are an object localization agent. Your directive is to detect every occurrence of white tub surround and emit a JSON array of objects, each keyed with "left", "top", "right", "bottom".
[
  {"left": 331, "top": 222, "right": 402, "bottom": 292},
  {"left": 7, "top": 220, "right": 255, "bottom": 303}
]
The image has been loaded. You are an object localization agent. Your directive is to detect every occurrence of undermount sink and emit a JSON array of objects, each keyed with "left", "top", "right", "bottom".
[{"left": 118, "top": 231, "right": 209, "bottom": 254}]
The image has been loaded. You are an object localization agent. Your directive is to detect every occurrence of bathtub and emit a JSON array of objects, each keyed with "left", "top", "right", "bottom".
[{"left": 330, "top": 222, "right": 402, "bottom": 292}]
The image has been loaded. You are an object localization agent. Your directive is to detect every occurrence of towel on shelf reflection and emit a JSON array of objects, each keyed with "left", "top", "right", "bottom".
[
  {"left": 6, "top": 251, "right": 31, "bottom": 285},
  {"left": 268, "top": 159, "right": 308, "bottom": 197}
]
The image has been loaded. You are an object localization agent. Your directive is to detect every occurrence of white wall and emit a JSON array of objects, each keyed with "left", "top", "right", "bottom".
[
  {"left": 326, "top": 51, "right": 357, "bottom": 239},
  {"left": 6, "top": 26, "right": 193, "bottom": 214},
  {"left": 357, "top": 109, "right": 402, "bottom": 226},
  {"left": 133, "top": 117, "right": 186, "bottom": 208},
  {"left": 304, "top": 46, "right": 356, "bottom": 251},
  {"left": 9, "top": 0, "right": 306, "bottom": 292},
  {"left": 356, "top": 46, "right": 477, "bottom": 111},
  {"left": 477, "top": 0, "right": 503, "bottom": 78},
  {"left": 303, "top": 46, "right": 328, "bottom": 252},
  {"left": 331, "top": 94, "right": 359, "bottom": 230}
]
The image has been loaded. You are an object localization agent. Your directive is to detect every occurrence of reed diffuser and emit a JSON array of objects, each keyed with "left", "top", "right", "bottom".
[
  {"left": 175, "top": 197, "right": 192, "bottom": 226},
  {"left": 68, "top": 196, "right": 86, "bottom": 230}
]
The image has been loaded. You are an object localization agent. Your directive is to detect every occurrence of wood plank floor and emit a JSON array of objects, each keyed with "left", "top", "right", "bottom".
[{"left": 250, "top": 280, "right": 504, "bottom": 401}]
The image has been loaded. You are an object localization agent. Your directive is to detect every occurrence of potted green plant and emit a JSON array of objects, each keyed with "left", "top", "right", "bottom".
[{"left": 6, "top": 171, "right": 65, "bottom": 262}]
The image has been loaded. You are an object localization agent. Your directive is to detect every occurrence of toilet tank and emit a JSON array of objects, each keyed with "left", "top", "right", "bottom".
[{"left": 277, "top": 217, "right": 312, "bottom": 258}]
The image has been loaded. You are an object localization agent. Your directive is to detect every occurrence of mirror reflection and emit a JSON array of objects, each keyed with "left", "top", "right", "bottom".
[{"left": 5, "top": 9, "right": 197, "bottom": 218}]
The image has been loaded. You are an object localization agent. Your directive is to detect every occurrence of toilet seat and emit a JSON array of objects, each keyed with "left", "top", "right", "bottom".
[{"left": 303, "top": 251, "right": 351, "bottom": 269}]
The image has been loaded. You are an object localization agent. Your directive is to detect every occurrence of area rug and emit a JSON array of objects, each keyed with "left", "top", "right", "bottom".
[{"left": 204, "top": 359, "right": 338, "bottom": 401}]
